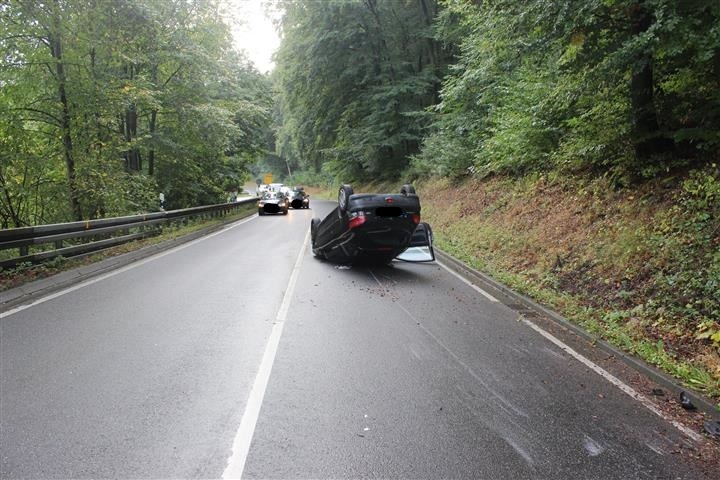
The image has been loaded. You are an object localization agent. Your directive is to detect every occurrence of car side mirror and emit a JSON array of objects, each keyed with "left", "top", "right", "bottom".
[{"left": 396, "top": 222, "right": 435, "bottom": 262}]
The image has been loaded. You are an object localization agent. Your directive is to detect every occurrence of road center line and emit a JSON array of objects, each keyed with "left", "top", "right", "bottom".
[
  {"left": 222, "top": 228, "right": 310, "bottom": 480},
  {"left": 0, "top": 214, "right": 257, "bottom": 319},
  {"left": 436, "top": 259, "right": 499, "bottom": 302}
]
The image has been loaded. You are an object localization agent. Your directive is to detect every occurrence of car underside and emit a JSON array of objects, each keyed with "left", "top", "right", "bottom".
[{"left": 311, "top": 184, "right": 434, "bottom": 264}]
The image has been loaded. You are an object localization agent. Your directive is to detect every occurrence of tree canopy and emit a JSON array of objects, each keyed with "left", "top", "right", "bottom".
[
  {"left": 4, "top": 0, "right": 719, "bottom": 226},
  {"left": 272, "top": 0, "right": 720, "bottom": 185},
  {"left": 273, "top": 0, "right": 450, "bottom": 182},
  {"left": 1, "top": 0, "right": 272, "bottom": 227}
]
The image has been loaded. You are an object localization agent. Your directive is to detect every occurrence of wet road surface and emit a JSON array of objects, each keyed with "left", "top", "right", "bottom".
[{"left": 1, "top": 200, "right": 714, "bottom": 479}]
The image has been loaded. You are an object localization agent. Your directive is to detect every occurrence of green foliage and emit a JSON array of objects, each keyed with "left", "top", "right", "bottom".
[
  {"left": 1, "top": 0, "right": 272, "bottom": 224},
  {"left": 412, "top": 0, "right": 720, "bottom": 180},
  {"left": 285, "top": 169, "right": 334, "bottom": 188},
  {"left": 273, "top": 0, "right": 449, "bottom": 183},
  {"left": 645, "top": 166, "right": 720, "bottom": 348}
]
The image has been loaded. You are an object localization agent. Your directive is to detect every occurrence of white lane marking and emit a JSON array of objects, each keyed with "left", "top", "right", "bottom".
[
  {"left": 382, "top": 263, "right": 703, "bottom": 444},
  {"left": 222, "top": 229, "right": 310, "bottom": 480},
  {"left": 0, "top": 214, "right": 258, "bottom": 319},
  {"left": 436, "top": 260, "right": 498, "bottom": 302},
  {"left": 522, "top": 319, "right": 703, "bottom": 443}
]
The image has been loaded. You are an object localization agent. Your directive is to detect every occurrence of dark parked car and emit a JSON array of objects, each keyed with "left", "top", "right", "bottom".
[
  {"left": 257, "top": 191, "right": 288, "bottom": 215},
  {"left": 289, "top": 188, "right": 310, "bottom": 209},
  {"left": 310, "top": 184, "right": 434, "bottom": 264}
]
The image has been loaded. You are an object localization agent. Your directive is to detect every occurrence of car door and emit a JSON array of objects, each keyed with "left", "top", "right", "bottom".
[{"left": 395, "top": 222, "right": 435, "bottom": 262}]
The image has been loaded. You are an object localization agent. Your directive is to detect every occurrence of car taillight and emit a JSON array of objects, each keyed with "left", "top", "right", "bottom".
[
  {"left": 348, "top": 212, "right": 366, "bottom": 229},
  {"left": 411, "top": 213, "right": 421, "bottom": 224}
]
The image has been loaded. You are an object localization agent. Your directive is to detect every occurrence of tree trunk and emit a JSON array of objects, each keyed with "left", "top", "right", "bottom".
[
  {"left": 125, "top": 103, "right": 141, "bottom": 171},
  {"left": 629, "top": 2, "right": 673, "bottom": 161},
  {"left": 419, "top": 0, "right": 442, "bottom": 104},
  {"left": 0, "top": 171, "right": 23, "bottom": 228},
  {"left": 148, "top": 64, "right": 159, "bottom": 176},
  {"left": 49, "top": 2, "right": 82, "bottom": 221},
  {"left": 123, "top": 63, "right": 142, "bottom": 172},
  {"left": 148, "top": 109, "right": 157, "bottom": 175}
]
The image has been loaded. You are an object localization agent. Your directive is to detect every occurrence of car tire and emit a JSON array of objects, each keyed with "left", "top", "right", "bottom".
[
  {"left": 400, "top": 184, "right": 416, "bottom": 196},
  {"left": 338, "top": 184, "right": 354, "bottom": 214},
  {"left": 311, "top": 217, "right": 325, "bottom": 258},
  {"left": 258, "top": 209, "right": 264, "bottom": 216},
  {"left": 311, "top": 217, "right": 320, "bottom": 243}
]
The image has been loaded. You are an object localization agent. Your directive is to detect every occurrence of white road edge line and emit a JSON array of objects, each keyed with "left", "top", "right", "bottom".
[
  {"left": 522, "top": 319, "right": 703, "bottom": 443},
  {"left": 222, "top": 228, "right": 310, "bottom": 480},
  {"left": 436, "top": 259, "right": 498, "bottom": 302},
  {"left": 409, "top": 260, "right": 701, "bottom": 443},
  {"left": 0, "top": 214, "right": 258, "bottom": 319}
]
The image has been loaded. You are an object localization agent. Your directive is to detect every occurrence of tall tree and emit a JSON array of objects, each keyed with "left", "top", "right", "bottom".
[
  {"left": 273, "top": 0, "right": 450, "bottom": 182},
  {"left": 1, "top": 0, "right": 273, "bottom": 224},
  {"left": 413, "top": 0, "right": 720, "bottom": 180}
]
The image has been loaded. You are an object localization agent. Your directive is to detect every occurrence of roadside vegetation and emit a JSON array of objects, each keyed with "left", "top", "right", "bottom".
[
  {"left": 3, "top": 1, "right": 718, "bottom": 401},
  {"left": 419, "top": 169, "right": 719, "bottom": 400},
  {"left": 1, "top": 0, "right": 271, "bottom": 227}
]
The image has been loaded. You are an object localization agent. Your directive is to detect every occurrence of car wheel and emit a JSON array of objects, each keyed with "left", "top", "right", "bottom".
[
  {"left": 258, "top": 209, "right": 264, "bottom": 216},
  {"left": 400, "top": 184, "right": 416, "bottom": 195},
  {"left": 338, "top": 184, "right": 354, "bottom": 214},
  {"left": 311, "top": 218, "right": 325, "bottom": 258},
  {"left": 311, "top": 217, "right": 320, "bottom": 243}
]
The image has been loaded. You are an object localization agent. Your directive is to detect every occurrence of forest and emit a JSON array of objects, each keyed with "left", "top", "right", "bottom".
[
  {"left": 1, "top": 0, "right": 271, "bottom": 226},
  {"left": 3, "top": 0, "right": 718, "bottom": 223},
  {"left": 273, "top": 0, "right": 719, "bottom": 184}
]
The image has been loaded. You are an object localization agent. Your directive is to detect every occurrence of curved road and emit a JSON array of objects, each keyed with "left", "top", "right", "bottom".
[{"left": 0, "top": 200, "right": 715, "bottom": 479}]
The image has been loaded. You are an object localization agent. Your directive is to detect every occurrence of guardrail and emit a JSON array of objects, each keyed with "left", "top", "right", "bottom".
[{"left": 0, "top": 197, "right": 257, "bottom": 269}]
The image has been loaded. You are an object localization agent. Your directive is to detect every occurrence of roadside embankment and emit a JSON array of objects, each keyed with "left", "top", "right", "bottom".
[{"left": 350, "top": 168, "right": 720, "bottom": 403}]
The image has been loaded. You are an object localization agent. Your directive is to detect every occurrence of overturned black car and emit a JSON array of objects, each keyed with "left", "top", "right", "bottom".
[{"left": 310, "top": 184, "right": 434, "bottom": 264}]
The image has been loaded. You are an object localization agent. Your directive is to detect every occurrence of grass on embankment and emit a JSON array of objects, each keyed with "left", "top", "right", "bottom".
[{"left": 353, "top": 168, "right": 720, "bottom": 402}]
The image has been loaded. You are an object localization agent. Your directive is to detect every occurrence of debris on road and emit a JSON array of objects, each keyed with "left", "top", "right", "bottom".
[{"left": 680, "top": 391, "right": 697, "bottom": 410}]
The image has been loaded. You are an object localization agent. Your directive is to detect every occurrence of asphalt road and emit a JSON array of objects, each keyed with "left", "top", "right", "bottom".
[{"left": 0, "top": 199, "right": 714, "bottom": 479}]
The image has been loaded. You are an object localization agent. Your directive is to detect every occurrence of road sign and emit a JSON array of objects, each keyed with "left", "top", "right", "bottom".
[{"left": 263, "top": 172, "right": 273, "bottom": 185}]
